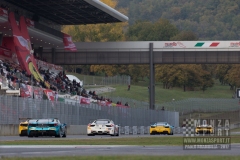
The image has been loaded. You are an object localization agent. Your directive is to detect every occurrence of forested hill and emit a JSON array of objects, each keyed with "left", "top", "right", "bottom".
[{"left": 116, "top": 0, "right": 240, "bottom": 40}]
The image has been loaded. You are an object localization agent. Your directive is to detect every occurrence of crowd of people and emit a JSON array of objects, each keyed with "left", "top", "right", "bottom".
[
  {"left": 0, "top": 59, "right": 28, "bottom": 90},
  {"left": 0, "top": 59, "right": 131, "bottom": 107}
]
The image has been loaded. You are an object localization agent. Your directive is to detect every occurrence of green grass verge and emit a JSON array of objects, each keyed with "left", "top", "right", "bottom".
[
  {"left": 69, "top": 72, "right": 234, "bottom": 104},
  {"left": 1, "top": 136, "right": 240, "bottom": 145},
  {"left": 1, "top": 155, "right": 240, "bottom": 160},
  {"left": 99, "top": 84, "right": 233, "bottom": 104}
]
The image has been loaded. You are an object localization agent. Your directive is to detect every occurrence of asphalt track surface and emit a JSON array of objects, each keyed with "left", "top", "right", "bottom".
[
  {"left": 0, "top": 134, "right": 182, "bottom": 141},
  {"left": 1, "top": 144, "right": 240, "bottom": 157},
  {"left": 0, "top": 134, "right": 240, "bottom": 157}
]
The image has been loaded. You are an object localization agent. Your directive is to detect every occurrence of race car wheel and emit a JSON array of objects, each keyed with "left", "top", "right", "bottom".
[
  {"left": 168, "top": 131, "right": 174, "bottom": 135},
  {"left": 28, "top": 132, "right": 33, "bottom": 137},
  {"left": 150, "top": 132, "right": 155, "bottom": 135},
  {"left": 111, "top": 131, "right": 115, "bottom": 136},
  {"left": 87, "top": 134, "right": 94, "bottom": 136},
  {"left": 62, "top": 132, "right": 66, "bottom": 138}
]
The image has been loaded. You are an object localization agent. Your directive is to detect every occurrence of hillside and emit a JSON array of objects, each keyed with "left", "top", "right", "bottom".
[{"left": 117, "top": 0, "right": 240, "bottom": 40}]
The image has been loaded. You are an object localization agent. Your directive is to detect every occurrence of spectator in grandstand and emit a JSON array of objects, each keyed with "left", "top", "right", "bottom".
[
  {"left": 125, "top": 102, "right": 129, "bottom": 106},
  {"left": 0, "top": 61, "right": 3, "bottom": 70},
  {"left": 117, "top": 101, "right": 122, "bottom": 105},
  {"left": 81, "top": 88, "right": 88, "bottom": 97},
  {"left": 161, "top": 106, "right": 165, "bottom": 111},
  {"left": 8, "top": 80, "right": 15, "bottom": 90},
  {"left": 0, "top": 68, "right": 4, "bottom": 76}
]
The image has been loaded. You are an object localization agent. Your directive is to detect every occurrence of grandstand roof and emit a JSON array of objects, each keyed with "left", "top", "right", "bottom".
[{"left": 4, "top": 0, "right": 128, "bottom": 25}]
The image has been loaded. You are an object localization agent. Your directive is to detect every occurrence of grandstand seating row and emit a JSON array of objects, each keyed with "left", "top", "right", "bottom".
[{"left": 0, "top": 58, "right": 130, "bottom": 108}]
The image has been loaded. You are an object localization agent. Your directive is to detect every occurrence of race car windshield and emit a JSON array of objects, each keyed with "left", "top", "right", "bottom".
[
  {"left": 157, "top": 122, "right": 168, "bottom": 126},
  {"left": 96, "top": 120, "right": 109, "bottom": 124}
]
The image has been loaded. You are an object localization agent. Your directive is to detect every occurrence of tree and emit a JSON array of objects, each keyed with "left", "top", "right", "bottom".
[
  {"left": 170, "top": 31, "right": 198, "bottom": 40},
  {"left": 126, "top": 18, "right": 179, "bottom": 41},
  {"left": 225, "top": 64, "right": 240, "bottom": 90},
  {"left": 215, "top": 64, "right": 232, "bottom": 85},
  {"left": 62, "top": 0, "right": 127, "bottom": 75},
  {"left": 90, "top": 65, "right": 120, "bottom": 76},
  {"left": 128, "top": 65, "right": 149, "bottom": 82},
  {"left": 155, "top": 64, "right": 179, "bottom": 89},
  {"left": 199, "top": 69, "right": 214, "bottom": 92}
]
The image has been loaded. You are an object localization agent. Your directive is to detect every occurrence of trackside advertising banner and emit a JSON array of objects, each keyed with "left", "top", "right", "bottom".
[
  {"left": 43, "top": 89, "right": 55, "bottom": 101},
  {"left": 33, "top": 87, "right": 44, "bottom": 100},
  {"left": 63, "top": 33, "right": 77, "bottom": 51},
  {"left": 8, "top": 12, "right": 50, "bottom": 88},
  {"left": 20, "top": 83, "right": 32, "bottom": 98},
  {"left": 80, "top": 96, "right": 91, "bottom": 104}
]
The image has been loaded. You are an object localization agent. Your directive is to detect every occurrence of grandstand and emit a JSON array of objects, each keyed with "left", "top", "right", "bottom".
[
  {"left": 0, "top": 0, "right": 131, "bottom": 106},
  {"left": 0, "top": 1, "right": 178, "bottom": 128}
]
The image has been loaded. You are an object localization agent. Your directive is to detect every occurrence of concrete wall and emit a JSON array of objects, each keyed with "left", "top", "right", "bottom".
[
  {"left": 1, "top": 124, "right": 238, "bottom": 136},
  {"left": 0, "top": 125, "right": 88, "bottom": 136},
  {"left": 0, "top": 124, "right": 19, "bottom": 136},
  {"left": 67, "top": 125, "right": 87, "bottom": 135}
]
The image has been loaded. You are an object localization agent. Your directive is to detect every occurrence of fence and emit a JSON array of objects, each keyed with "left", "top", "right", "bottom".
[
  {"left": 99, "top": 96, "right": 240, "bottom": 126},
  {"left": 0, "top": 95, "right": 179, "bottom": 127},
  {"left": 76, "top": 75, "right": 130, "bottom": 86}
]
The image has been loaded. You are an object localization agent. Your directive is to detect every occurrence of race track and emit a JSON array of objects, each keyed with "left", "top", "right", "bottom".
[
  {"left": 0, "top": 134, "right": 239, "bottom": 157},
  {"left": 1, "top": 144, "right": 240, "bottom": 157},
  {"left": 0, "top": 134, "right": 182, "bottom": 141}
]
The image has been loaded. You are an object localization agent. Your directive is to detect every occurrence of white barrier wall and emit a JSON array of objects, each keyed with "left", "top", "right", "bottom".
[
  {"left": 0, "top": 124, "right": 19, "bottom": 136},
  {"left": 1, "top": 125, "right": 237, "bottom": 136},
  {"left": 0, "top": 125, "right": 182, "bottom": 136},
  {"left": 0, "top": 125, "right": 89, "bottom": 136}
]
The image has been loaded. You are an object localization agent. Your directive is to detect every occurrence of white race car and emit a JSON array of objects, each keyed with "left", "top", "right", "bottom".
[{"left": 87, "top": 119, "right": 119, "bottom": 136}]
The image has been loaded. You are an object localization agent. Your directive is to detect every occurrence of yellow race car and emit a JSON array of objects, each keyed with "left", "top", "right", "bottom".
[
  {"left": 195, "top": 125, "right": 214, "bottom": 134},
  {"left": 19, "top": 118, "right": 31, "bottom": 136},
  {"left": 150, "top": 122, "right": 174, "bottom": 135}
]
